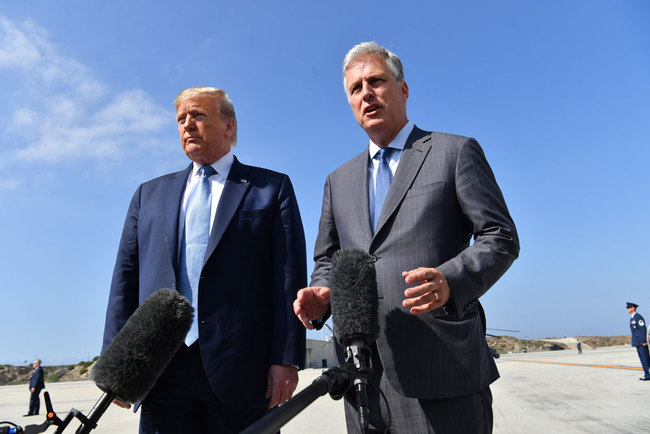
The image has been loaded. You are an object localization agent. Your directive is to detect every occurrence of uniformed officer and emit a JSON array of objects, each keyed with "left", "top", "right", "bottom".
[{"left": 626, "top": 302, "right": 650, "bottom": 381}]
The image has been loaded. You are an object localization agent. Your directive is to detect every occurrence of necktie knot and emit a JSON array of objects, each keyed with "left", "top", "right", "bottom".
[
  {"left": 375, "top": 147, "right": 393, "bottom": 162},
  {"left": 199, "top": 165, "right": 216, "bottom": 179}
]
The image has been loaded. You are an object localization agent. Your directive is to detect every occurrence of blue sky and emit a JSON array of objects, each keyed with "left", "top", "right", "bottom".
[{"left": 1, "top": 1, "right": 648, "bottom": 365}]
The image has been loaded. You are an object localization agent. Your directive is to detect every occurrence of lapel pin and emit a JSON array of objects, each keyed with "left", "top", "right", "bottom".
[{"left": 240, "top": 178, "right": 249, "bottom": 184}]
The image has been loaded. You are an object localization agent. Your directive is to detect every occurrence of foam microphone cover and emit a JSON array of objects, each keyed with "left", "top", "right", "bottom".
[
  {"left": 91, "top": 288, "right": 194, "bottom": 403},
  {"left": 329, "top": 248, "right": 380, "bottom": 347}
]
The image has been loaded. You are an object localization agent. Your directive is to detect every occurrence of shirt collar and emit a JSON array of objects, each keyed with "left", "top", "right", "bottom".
[
  {"left": 191, "top": 149, "right": 235, "bottom": 180},
  {"left": 368, "top": 120, "right": 414, "bottom": 159}
]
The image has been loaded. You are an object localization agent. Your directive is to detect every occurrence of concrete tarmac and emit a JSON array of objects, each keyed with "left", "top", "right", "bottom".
[{"left": 1, "top": 345, "right": 648, "bottom": 433}]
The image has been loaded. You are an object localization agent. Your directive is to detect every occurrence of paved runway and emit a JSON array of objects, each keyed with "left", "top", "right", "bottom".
[
  {"left": 492, "top": 345, "right": 650, "bottom": 433},
  {"left": 1, "top": 345, "right": 648, "bottom": 433}
]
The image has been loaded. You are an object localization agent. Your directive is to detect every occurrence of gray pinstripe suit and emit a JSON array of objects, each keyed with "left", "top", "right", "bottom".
[{"left": 311, "top": 126, "right": 519, "bottom": 432}]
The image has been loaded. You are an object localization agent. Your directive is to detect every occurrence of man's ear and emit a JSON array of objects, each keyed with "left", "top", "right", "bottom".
[{"left": 401, "top": 81, "right": 409, "bottom": 102}]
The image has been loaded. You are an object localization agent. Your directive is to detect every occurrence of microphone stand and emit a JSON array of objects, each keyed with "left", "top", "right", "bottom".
[
  {"left": 240, "top": 367, "right": 352, "bottom": 434},
  {"left": 345, "top": 340, "right": 373, "bottom": 434},
  {"left": 16, "top": 391, "right": 116, "bottom": 434},
  {"left": 72, "top": 392, "right": 115, "bottom": 434},
  {"left": 241, "top": 340, "right": 375, "bottom": 434}
]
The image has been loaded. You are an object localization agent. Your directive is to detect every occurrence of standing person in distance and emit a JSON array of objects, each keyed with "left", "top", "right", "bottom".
[
  {"left": 626, "top": 302, "right": 650, "bottom": 381},
  {"left": 102, "top": 87, "right": 307, "bottom": 433},
  {"left": 24, "top": 359, "right": 45, "bottom": 417},
  {"left": 294, "top": 42, "right": 519, "bottom": 433}
]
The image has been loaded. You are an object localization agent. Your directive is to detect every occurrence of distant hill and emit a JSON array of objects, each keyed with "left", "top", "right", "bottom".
[
  {"left": 0, "top": 359, "right": 97, "bottom": 386},
  {"left": 486, "top": 335, "right": 629, "bottom": 353}
]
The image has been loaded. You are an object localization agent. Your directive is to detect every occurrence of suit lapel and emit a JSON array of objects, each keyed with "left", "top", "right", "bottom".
[
  {"left": 203, "top": 157, "right": 252, "bottom": 266},
  {"left": 374, "top": 127, "right": 432, "bottom": 236},
  {"left": 351, "top": 150, "right": 374, "bottom": 241},
  {"left": 164, "top": 164, "right": 193, "bottom": 270}
]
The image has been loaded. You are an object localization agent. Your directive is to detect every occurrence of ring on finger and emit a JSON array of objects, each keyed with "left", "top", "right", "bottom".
[{"left": 433, "top": 291, "right": 439, "bottom": 301}]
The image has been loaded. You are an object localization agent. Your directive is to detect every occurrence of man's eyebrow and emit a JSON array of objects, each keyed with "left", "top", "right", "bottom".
[{"left": 347, "top": 78, "right": 361, "bottom": 90}]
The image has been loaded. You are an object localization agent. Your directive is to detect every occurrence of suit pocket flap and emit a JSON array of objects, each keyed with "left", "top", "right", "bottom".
[
  {"left": 405, "top": 181, "right": 445, "bottom": 199},
  {"left": 239, "top": 209, "right": 270, "bottom": 218}
]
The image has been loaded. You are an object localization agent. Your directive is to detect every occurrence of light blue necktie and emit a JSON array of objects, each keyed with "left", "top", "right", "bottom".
[
  {"left": 179, "top": 165, "right": 216, "bottom": 346},
  {"left": 371, "top": 147, "right": 394, "bottom": 232}
]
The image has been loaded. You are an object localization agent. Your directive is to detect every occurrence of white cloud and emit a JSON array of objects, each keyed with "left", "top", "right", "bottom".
[
  {"left": 12, "top": 89, "right": 169, "bottom": 162},
  {"left": 0, "top": 17, "right": 105, "bottom": 98},
  {"left": 0, "top": 16, "right": 172, "bottom": 165},
  {"left": 0, "top": 17, "right": 42, "bottom": 68}
]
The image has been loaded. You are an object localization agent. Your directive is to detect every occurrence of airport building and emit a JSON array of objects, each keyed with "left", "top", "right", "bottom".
[{"left": 305, "top": 338, "right": 337, "bottom": 369}]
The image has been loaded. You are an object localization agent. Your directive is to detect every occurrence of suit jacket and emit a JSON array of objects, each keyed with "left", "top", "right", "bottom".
[
  {"left": 102, "top": 157, "right": 307, "bottom": 410},
  {"left": 29, "top": 366, "right": 44, "bottom": 392},
  {"left": 630, "top": 312, "right": 647, "bottom": 347},
  {"left": 311, "top": 126, "right": 519, "bottom": 400}
]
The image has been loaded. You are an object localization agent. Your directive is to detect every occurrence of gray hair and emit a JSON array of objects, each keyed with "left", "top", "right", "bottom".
[
  {"left": 174, "top": 86, "right": 238, "bottom": 147},
  {"left": 342, "top": 42, "right": 405, "bottom": 90}
]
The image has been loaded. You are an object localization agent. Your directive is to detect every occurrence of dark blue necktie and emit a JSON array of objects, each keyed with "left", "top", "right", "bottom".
[
  {"left": 179, "top": 165, "right": 216, "bottom": 346},
  {"left": 372, "top": 147, "right": 394, "bottom": 232}
]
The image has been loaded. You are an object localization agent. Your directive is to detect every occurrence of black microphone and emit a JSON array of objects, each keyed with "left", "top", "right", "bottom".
[
  {"left": 77, "top": 288, "right": 193, "bottom": 433},
  {"left": 329, "top": 248, "right": 379, "bottom": 433},
  {"left": 330, "top": 248, "right": 380, "bottom": 347}
]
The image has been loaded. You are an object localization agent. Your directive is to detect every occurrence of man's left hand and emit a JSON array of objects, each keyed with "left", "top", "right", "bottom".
[
  {"left": 266, "top": 364, "right": 298, "bottom": 408},
  {"left": 402, "top": 267, "right": 451, "bottom": 314}
]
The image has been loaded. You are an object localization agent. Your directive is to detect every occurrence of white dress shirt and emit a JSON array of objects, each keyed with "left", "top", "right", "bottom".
[
  {"left": 179, "top": 150, "right": 234, "bottom": 241},
  {"left": 368, "top": 120, "right": 414, "bottom": 195}
]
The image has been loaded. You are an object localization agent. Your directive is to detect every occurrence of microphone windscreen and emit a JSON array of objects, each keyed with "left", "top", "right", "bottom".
[
  {"left": 91, "top": 288, "right": 193, "bottom": 403},
  {"left": 329, "top": 248, "right": 379, "bottom": 347}
]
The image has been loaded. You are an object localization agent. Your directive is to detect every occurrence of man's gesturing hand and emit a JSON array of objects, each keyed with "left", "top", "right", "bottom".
[
  {"left": 293, "top": 286, "right": 330, "bottom": 329},
  {"left": 402, "top": 267, "right": 450, "bottom": 314}
]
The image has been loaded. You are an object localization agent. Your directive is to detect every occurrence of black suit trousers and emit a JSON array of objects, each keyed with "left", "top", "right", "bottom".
[
  {"left": 28, "top": 390, "right": 40, "bottom": 415},
  {"left": 139, "top": 343, "right": 268, "bottom": 434}
]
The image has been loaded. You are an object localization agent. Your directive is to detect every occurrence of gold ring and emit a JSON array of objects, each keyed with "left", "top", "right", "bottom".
[{"left": 434, "top": 291, "right": 439, "bottom": 301}]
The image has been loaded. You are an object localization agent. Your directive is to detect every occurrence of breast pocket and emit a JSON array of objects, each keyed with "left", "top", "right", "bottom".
[
  {"left": 235, "top": 209, "right": 272, "bottom": 237},
  {"left": 239, "top": 209, "right": 270, "bottom": 218},
  {"left": 404, "top": 181, "right": 446, "bottom": 200}
]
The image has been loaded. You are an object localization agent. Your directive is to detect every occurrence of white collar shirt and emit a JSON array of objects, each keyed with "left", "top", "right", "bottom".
[
  {"left": 368, "top": 120, "right": 414, "bottom": 192},
  {"left": 179, "top": 150, "right": 234, "bottom": 238}
]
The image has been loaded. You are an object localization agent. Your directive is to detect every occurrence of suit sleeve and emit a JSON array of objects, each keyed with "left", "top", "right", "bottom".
[
  {"left": 270, "top": 175, "right": 307, "bottom": 367},
  {"left": 640, "top": 314, "right": 648, "bottom": 340},
  {"left": 311, "top": 175, "right": 340, "bottom": 288},
  {"left": 307, "top": 175, "right": 339, "bottom": 329},
  {"left": 101, "top": 186, "right": 142, "bottom": 353},
  {"left": 437, "top": 138, "right": 520, "bottom": 318}
]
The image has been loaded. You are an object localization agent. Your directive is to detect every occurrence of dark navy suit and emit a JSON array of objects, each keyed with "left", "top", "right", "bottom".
[
  {"left": 102, "top": 157, "right": 306, "bottom": 429},
  {"left": 630, "top": 312, "right": 650, "bottom": 379},
  {"left": 28, "top": 365, "right": 44, "bottom": 415}
]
